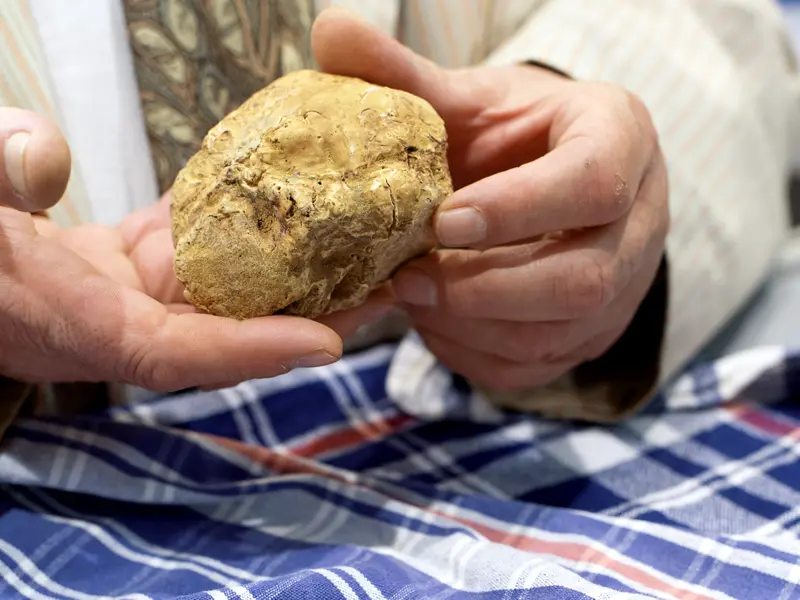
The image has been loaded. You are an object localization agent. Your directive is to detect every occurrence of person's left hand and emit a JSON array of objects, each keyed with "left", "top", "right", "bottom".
[{"left": 312, "top": 8, "right": 669, "bottom": 391}]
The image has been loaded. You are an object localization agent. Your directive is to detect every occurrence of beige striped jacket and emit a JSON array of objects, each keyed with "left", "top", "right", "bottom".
[{"left": 0, "top": 0, "right": 798, "bottom": 429}]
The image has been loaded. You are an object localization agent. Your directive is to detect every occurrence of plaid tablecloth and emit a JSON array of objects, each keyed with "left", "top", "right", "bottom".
[{"left": 2, "top": 339, "right": 800, "bottom": 599}]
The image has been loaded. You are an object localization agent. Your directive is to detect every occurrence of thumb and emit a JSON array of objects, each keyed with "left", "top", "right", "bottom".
[
  {"left": 1, "top": 107, "right": 71, "bottom": 212},
  {"left": 311, "top": 7, "right": 470, "bottom": 120}
]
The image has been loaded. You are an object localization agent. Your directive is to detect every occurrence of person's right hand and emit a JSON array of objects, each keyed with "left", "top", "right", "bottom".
[
  {"left": 117, "top": 191, "right": 397, "bottom": 346},
  {"left": 0, "top": 108, "right": 349, "bottom": 392}
]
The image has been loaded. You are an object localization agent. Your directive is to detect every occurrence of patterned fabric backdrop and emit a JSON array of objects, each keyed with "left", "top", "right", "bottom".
[{"left": 123, "top": 0, "right": 316, "bottom": 192}]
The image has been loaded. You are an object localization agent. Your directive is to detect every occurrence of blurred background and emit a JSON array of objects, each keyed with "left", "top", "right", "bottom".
[
  {"left": 782, "top": 0, "right": 800, "bottom": 48},
  {"left": 781, "top": 0, "right": 800, "bottom": 224},
  {"left": 663, "top": 0, "right": 800, "bottom": 359}
]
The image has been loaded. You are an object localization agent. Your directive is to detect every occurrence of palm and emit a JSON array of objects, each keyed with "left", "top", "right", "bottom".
[
  {"left": 4, "top": 211, "right": 180, "bottom": 384},
  {"left": 35, "top": 212, "right": 180, "bottom": 306},
  {"left": 4, "top": 209, "right": 356, "bottom": 390}
]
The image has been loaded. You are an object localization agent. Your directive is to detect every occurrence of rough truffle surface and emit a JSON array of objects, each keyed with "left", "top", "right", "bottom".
[{"left": 171, "top": 69, "right": 453, "bottom": 319}]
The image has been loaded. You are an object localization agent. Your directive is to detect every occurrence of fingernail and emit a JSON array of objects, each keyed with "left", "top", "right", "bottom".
[
  {"left": 294, "top": 350, "right": 338, "bottom": 369},
  {"left": 393, "top": 268, "right": 437, "bottom": 306},
  {"left": 436, "top": 206, "right": 486, "bottom": 247},
  {"left": 4, "top": 132, "right": 30, "bottom": 199}
]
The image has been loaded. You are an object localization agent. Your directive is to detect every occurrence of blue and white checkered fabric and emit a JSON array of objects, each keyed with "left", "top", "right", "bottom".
[{"left": 2, "top": 340, "right": 800, "bottom": 599}]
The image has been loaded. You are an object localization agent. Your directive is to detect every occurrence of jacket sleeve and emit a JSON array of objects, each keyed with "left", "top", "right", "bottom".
[{"left": 470, "top": 0, "right": 800, "bottom": 420}]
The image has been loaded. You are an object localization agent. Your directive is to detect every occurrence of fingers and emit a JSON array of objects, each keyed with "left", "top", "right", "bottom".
[
  {"left": 393, "top": 234, "right": 629, "bottom": 322},
  {"left": 121, "top": 307, "right": 344, "bottom": 392},
  {"left": 118, "top": 194, "right": 185, "bottom": 304},
  {"left": 119, "top": 191, "right": 172, "bottom": 253},
  {"left": 395, "top": 156, "right": 667, "bottom": 323},
  {"left": 56, "top": 223, "right": 144, "bottom": 290},
  {"left": 417, "top": 327, "right": 574, "bottom": 391},
  {"left": 435, "top": 88, "right": 656, "bottom": 248},
  {"left": 0, "top": 108, "right": 71, "bottom": 212},
  {"left": 317, "top": 286, "right": 396, "bottom": 339},
  {"left": 128, "top": 228, "right": 184, "bottom": 304},
  {"left": 411, "top": 293, "right": 638, "bottom": 392},
  {"left": 403, "top": 250, "right": 650, "bottom": 366},
  {"left": 311, "top": 7, "right": 485, "bottom": 122},
  {"left": 406, "top": 308, "right": 589, "bottom": 364}
]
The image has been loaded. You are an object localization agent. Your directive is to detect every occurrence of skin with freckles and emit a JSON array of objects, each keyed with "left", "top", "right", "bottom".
[{"left": 312, "top": 8, "right": 669, "bottom": 392}]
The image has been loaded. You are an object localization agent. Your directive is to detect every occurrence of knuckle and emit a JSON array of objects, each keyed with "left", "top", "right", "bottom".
[
  {"left": 592, "top": 83, "right": 640, "bottom": 123},
  {"left": 505, "top": 324, "right": 560, "bottom": 363},
  {"left": 448, "top": 282, "right": 491, "bottom": 318},
  {"left": 123, "top": 343, "right": 175, "bottom": 392},
  {"left": 620, "top": 88, "right": 647, "bottom": 116},
  {"left": 555, "top": 257, "right": 615, "bottom": 315},
  {"left": 600, "top": 82, "right": 634, "bottom": 109},
  {"left": 598, "top": 83, "right": 648, "bottom": 124},
  {"left": 612, "top": 87, "right": 661, "bottom": 164},
  {"left": 576, "top": 144, "right": 632, "bottom": 222},
  {"left": 121, "top": 343, "right": 150, "bottom": 387},
  {"left": 577, "top": 85, "right": 662, "bottom": 220}
]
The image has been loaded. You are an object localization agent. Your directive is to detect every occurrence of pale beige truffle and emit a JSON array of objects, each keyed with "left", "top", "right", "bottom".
[{"left": 171, "top": 69, "right": 453, "bottom": 319}]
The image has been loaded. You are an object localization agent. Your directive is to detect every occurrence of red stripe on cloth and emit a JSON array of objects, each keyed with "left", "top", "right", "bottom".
[
  {"left": 291, "top": 414, "right": 415, "bottom": 458},
  {"left": 204, "top": 434, "right": 345, "bottom": 480},
  {"left": 206, "top": 427, "right": 711, "bottom": 599},
  {"left": 200, "top": 412, "right": 414, "bottom": 475},
  {"left": 441, "top": 514, "right": 716, "bottom": 600},
  {"left": 728, "top": 403, "right": 800, "bottom": 438}
]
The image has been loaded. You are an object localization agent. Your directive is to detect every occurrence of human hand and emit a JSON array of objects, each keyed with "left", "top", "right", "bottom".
[
  {"left": 118, "top": 192, "right": 396, "bottom": 344},
  {"left": 0, "top": 108, "right": 359, "bottom": 392},
  {"left": 312, "top": 9, "right": 669, "bottom": 391}
]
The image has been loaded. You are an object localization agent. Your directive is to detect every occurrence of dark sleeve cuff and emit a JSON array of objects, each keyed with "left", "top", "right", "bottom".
[
  {"left": 476, "top": 253, "right": 669, "bottom": 422},
  {"left": 571, "top": 253, "right": 669, "bottom": 417}
]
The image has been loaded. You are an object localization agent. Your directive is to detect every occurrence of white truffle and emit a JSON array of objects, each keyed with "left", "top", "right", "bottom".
[{"left": 171, "top": 70, "right": 453, "bottom": 319}]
